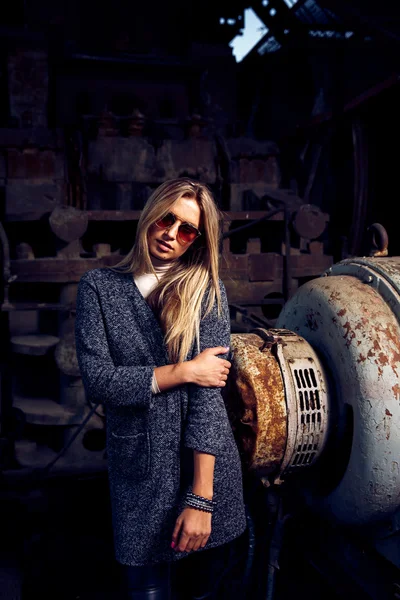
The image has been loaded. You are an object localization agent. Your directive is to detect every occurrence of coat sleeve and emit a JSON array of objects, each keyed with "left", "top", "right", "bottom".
[
  {"left": 183, "top": 280, "right": 231, "bottom": 456},
  {"left": 74, "top": 273, "right": 154, "bottom": 408}
]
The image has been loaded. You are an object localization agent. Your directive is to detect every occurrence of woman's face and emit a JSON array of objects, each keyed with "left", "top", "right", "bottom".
[{"left": 147, "top": 196, "right": 201, "bottom": 262}]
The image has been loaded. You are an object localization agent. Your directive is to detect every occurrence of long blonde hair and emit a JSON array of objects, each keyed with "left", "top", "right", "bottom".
[{"left": 110, "top": 178, "right": 223, "bottom": 363}]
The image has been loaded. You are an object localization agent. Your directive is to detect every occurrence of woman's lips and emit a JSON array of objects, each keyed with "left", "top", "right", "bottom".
[{"left": 157, "top": 240, "right": 173, "bottom": 251}]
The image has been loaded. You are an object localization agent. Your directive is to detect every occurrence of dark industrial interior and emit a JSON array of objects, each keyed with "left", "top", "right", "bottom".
[{"left": 1, "top": 1, "right": 400, "bottom": 598}]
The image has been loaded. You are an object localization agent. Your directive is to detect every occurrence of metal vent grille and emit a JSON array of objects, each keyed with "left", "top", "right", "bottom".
[
  {"left": 270, "top": 328, "right": 330, "bottom": 481},
  {"left": 289, "top": 361, "right": 325, "bottom": 469}
]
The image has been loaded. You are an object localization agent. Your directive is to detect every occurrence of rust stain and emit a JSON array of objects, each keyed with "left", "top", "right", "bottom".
[
  {"left": 373, "top": 340, "right": 381, "bottom": 352},
  {"left": 321, "top": 262, "right": 400, "bottom": 392},
  {"left": 343, "top": 321, "right": 356, "bottom": 347},
  {"left": 378, "top": 352, "right": 389, "bottom": 367},
  {"left": 380, "top": 324, "right": 400, "bottom": 376},
  {"left": 386, "top": 408, "right": 393, "bottom": 416},
  {"left": 228, "top": 333, "right": 287, "bottom": 475},
  {"left": 327, "top": 279, "right": 400, "bottom": 380},
  {"left": 392, "top": 384, "right": 400, "bottom": 401},
  {"left": 343, "top": 321, "right": 351, "bottom": 337},
  {"left": 328, "top": 291, "right": 341, "bottom": 303}
]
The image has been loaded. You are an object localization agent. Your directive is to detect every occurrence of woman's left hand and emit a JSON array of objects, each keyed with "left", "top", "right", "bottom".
[{"left": 171, "top": 507, "right": 212, "bottom": 553}]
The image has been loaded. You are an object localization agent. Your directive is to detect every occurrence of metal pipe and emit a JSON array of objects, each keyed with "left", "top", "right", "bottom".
[
  {"left": 0, "top": 223, "right": 13, "bottom": 439},
  {"left": 0, "top": 222, "right": 12, "bottom": 304},
  {"left": 222, "top": 206, "right": 284, "bottom": 239},
  {"left": 283, "top": 207, "right": 292, "bottom": 301}
]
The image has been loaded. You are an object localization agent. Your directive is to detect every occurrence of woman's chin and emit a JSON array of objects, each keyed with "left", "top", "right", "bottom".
[{"left": 150, "top": 248, "right": 174, "bottom": 262}]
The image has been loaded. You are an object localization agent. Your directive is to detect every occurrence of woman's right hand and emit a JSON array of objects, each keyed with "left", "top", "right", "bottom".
[{"left": 187, "top": 347, "right": 231, "bottom": 387}]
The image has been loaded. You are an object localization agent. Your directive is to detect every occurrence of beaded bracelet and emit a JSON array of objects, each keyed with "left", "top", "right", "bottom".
[
  {"left": 185, "top": 491, "right": 216, "bottom": 514},
  {"left": 187, "top": 492, "right": 216, "bottom": 507}
]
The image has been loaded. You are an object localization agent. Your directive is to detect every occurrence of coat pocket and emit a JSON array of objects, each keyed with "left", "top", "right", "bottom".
[{"left": 108, "top": 431, "right": 150, "bottom": 482}]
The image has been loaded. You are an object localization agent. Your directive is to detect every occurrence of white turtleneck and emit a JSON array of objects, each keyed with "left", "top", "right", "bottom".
[
  {"left": 134, "top": 256, "right": 174, "bottom": 394},
  {"left": 134, "top": 256, "right": 173, "bottom": 299}
]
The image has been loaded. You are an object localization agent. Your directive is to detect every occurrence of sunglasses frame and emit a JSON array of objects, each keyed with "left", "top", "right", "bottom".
[{"left": 154, "top": 211, "right": 202, "bottom": 245}]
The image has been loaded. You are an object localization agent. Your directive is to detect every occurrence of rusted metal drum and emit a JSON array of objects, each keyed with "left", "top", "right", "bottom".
[
  {"left": 227, "top": 331, "right": 287, "bottom": 479},
  {"left": 227, "top": 328, "right": 330, "bottom": 484}
]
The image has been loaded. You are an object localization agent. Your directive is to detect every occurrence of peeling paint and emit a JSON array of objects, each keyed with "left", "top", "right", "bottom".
[
  {"left": 343, "top": 321, "right": 356, "bottom": 347},
  {"left": 275, "top": 260, "right": 400, "bottom": 525},
  {"left": 378, "top": 352, "right": 389, "bottom": 367},
  {"left": 373, "top": 340, "right": 381, "bottom": 352}
]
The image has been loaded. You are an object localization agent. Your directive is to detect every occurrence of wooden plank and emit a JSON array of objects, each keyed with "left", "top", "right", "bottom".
[
  {"left": 248, "top": 253, "right": 284, "bottom": 282},
  {"left": 5, "top": 209, "right": 285, "bottom": 223},
  {"left": 1, "top": 302, "right": 75, "bottom": 312},
  {"left": 220, "top": 253, "right": 248, "bottom": 280},
  {"left": 85, "top": 210, "right": 143, "bottom": 221},
  {"left": 10, "top": 255, "right": 121, "bottom": 282},
  {"left": 223, "top": 211, "right": 284, "bottom": 221},
  {"left": 290, "top": 253, "right": 333, "bottom": 277},
  {"left": 223, "top": 279, "right": 283, "bottom": 304}
]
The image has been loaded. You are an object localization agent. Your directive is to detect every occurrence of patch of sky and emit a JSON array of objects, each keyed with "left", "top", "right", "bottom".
[{"left": 228, "top": 8, "right": 269, "bottom": 62}]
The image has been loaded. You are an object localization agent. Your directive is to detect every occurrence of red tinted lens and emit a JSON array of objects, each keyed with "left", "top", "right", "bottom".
[
  {"left": 155, "top": 213, "right": 175, "bottom": 229},
  {"left": 178, "top": 224, "right": 199, "bottom": 243}
]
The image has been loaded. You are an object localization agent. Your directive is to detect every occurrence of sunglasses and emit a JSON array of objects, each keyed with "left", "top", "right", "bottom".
[{"left": 154, "top": 212, "right": 202, "bottom": 245}]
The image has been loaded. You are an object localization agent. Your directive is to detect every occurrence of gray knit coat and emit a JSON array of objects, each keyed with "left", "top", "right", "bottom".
[{"left": 74, "top": 267, "right": 246, "bottom": 566}]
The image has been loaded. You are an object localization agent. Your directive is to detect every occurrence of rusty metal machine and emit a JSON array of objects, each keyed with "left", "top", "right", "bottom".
[{"left": 227, "top": 250, "right": 400, "bottom": 598}]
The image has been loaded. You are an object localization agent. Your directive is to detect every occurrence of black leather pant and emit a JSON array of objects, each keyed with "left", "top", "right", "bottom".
[
  {"left": 123, "top": 563, "right": 170, "bottom": 600},
  {"left": 122, "top": 530, "right": 248, "bottom": 600}
]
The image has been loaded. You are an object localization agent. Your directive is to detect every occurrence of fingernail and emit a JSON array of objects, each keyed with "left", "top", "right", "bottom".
[
  {"left": 171, "top": 542, "right": 176, "bottom": 549},
  {"left": 225, "top": 346, "right": 230, "bottom": 351}
]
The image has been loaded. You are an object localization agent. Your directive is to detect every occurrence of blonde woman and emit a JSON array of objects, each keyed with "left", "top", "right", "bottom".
[{"left": 74, "top": 178, "right": 247, "bottom": 599}]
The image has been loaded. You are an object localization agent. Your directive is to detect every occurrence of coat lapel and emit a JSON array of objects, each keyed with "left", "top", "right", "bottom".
[{"left": 118, "top": 271, "right": 170, "bottom": 366}]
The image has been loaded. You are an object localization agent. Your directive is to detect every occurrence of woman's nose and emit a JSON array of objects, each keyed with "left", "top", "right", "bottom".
[{"left": 163, "top": 222, "right": 179, "bottom": 239}]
